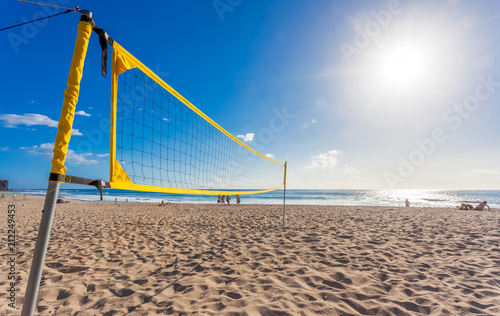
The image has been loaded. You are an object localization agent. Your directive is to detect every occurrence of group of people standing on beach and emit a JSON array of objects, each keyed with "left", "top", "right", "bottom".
[
  {"left": 218, "top": 194, "right": 240, "bottom": 205},
  {"left": 1, "top": 193, "right": 26, "bottom": 200}
]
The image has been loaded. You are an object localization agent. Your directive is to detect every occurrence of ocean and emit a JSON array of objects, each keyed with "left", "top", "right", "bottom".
[{"left": 13, "top": 188, "right": 500, "bottom": 209}]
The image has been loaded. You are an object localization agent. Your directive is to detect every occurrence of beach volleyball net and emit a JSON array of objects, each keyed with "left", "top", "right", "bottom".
[{"left": 109, "top": 43, "right": 285, "bottom": 195}]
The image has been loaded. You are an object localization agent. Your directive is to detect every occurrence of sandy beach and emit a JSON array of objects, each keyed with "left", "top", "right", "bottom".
[{"left": 2, "top": 196, "right": 500, "bottom": 315}]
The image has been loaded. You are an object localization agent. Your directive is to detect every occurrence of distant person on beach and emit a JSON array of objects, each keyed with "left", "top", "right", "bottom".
[
  {"left": 218, "top": 195, "right": 221, "bottom": 204},
  {"left": 456, "top": 203, "right": 474, "bottom": 210},
  {"left": 221, "top": 195, "right": 225, "bottom": 205},
  {"left": 405, "top": 199, "right": 410, "bottom": 207},
  {"left": 1, "top": 193, "right": 4, "bottom": 199},
  {"left": 226, "top": 195, "right": 231, "bottom": 205},
  {"left": 13, "top": 194, "right": 16, "bottom": 201},
  {"left": 236, "top": 195, "right": 240, "bottom": 204},
  {"left": 474, "top": 201, "right": 490, "bottom": 211},
  {"left": 23, "top": 193, "right": 26, "bottom": 199}
]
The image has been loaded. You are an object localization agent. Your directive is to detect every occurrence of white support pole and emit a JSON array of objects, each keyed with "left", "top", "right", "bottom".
[
  {"left": 282, "top": 161, "right": 287, "bottom": 227},
  {"left": 21, "top": 181, "right": 60, "bottom": 316},
  {"left": 282, "top": 182, "right": 286, "bottom": 227}
]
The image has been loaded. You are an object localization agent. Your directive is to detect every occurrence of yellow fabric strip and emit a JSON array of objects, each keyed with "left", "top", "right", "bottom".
[
  {"left": 110, "top": 42, "right": 118, "bottom": 183},
  {"left": 109, "top": 179, "right": 284, "bottom": 196},
  {"left": 284, "top": 161, "right": 287, "bottom": 186},
  {"left": 111, "top": 159, "right": 133, "bottom": 184},
  {"left": 50, "top": 16, "right": 92, "bottom": 175},
  {"left": 109, "top": 158, "right": 282, "bottom": 195},
  {"left": 110, "top": 42, "right": 284, "bottom": 165}
]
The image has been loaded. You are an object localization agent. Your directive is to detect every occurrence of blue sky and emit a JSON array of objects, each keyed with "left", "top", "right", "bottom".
[{"left": 1, "top": 0, "right": 500, "bottom": 190}]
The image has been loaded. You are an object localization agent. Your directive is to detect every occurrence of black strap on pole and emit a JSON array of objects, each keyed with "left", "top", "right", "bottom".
[
  {"left": 93, "top": 27, "right": 114, "bottom": 77},
  {"left": 79, "top": 14, "right": 114, "bottom": 78},
  {"left": 49, "top": 173, "right": 109, "bottom": 200}
]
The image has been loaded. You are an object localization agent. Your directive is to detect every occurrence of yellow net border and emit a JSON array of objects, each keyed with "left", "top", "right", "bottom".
[{"left": 109, "top": 42, "right": 286, "bottom": 195}]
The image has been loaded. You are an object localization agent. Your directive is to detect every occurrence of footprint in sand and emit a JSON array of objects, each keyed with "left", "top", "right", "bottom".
[
  {"left": 109, "top": 288, "right": 135, "bottom": 297},
  {"left": 225, "top": 291, "right": 242, "bottom": 299},
  {"left": 46, "top": 262, "right": 90, "bottom": 274},
  {"left": 56, "top": 289, "right": 71, "bottom": 300},
  {"left": 133, "top": 278, "right": 148, "bottom": 285}
]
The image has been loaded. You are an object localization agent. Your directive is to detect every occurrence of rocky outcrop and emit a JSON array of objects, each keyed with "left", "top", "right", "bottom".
[{"left": 0, "top": 179, "right": 8, "bottom": 191}]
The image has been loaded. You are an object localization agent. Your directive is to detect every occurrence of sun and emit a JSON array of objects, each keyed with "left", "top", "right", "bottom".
[
  {"left": 341, "top": 13, "right": 467, "bottom": 121},
  {"left": 378, "top": 45, "right": 431, "bottom": 88}
]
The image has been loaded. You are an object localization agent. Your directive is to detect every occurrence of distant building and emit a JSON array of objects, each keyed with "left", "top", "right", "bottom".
[{"left": 0, "top": 179, "right": 9, "bottom": 191}]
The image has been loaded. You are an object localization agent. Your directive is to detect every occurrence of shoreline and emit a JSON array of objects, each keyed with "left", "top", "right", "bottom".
[
  {"left": 2, "top": 193, "right": 499, "bottom": 210},
  {"left": 2, "top": 196, "right": 500, "bottom": 315}
]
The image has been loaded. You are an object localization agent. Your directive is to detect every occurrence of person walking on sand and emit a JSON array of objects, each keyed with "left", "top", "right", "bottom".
[
  {"left": 236, "top": 194, "right": 240, "bottom": 204},
  {"left": 1, "top": 193, "right": 4, "bottom": 199},
  {"left": 221, "top": 195, "right": 225, "bottom": 205},
  {"left": 405, "top": 198, "right": 410, "bottom": 207},
  {"left": 226, "top": 195, "right": 231, "bottom": 205},
  {"left": 474, "top": 201, "right": 490, "bottom": 211},
  {"left": 218, "top": 195, "right": 221, "bottom": 204}
]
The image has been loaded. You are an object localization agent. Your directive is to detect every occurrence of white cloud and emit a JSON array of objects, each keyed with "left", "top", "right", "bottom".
[
  {"left": 66, "top": 151, "right": 97, "bottom": 165},
  {"left": 72, "top": 129, "right": 83, "bottom": 136},
  {"left": 0, "top": 113, "right": 83, "bottom": 136},
  {"left": 343, "top": 164, "right": 361, "bottom": 175},
  {"left": 0, "top": 146, "right": 10, "bottom": 151},
  {"left": 237, "top": 133, "right": 255, "bottom": 142},
  {"left": 460, "top": 169, "right": 500, "bottom": 177},
  {"left": 20, "top": 143, "right": 53, "bottom": 155},
  {"left": 20, "top": 143, "right": 98, "bottom": 165},
  {"left": 265, "top": 153, "right": 274, "bottom": 158},
  {"left": 75, "top": 110, "right": 91, "bottom": 117},
  {"left": 97, "top": 153, "right": 109, "bottom": 157},
  {"left": 0, "top": 113, "right": 58, "bottom": 128},
  {"left": 305, "top": 150, "right": 342, "bottom": 170}
]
